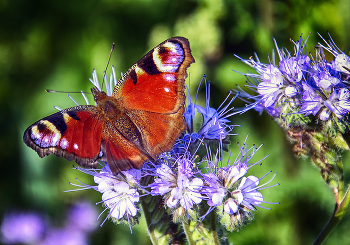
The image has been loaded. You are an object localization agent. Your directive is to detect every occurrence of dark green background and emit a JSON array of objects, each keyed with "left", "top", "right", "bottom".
[{"left": 1, "top": 0, "right": 350, "bottom": 244}]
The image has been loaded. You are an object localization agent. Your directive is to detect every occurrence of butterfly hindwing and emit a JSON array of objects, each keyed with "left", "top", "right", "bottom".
[
  {"left": 23, "top": 106, "right": 104, "bottom": 168},
  {"left": 100, "top": 120, "right": 151, "bottom": 173}
]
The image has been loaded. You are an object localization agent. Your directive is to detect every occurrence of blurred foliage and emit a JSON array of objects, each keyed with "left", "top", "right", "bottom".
[{"left": 1, "top": 0, "right": 350, "bottom": 244}]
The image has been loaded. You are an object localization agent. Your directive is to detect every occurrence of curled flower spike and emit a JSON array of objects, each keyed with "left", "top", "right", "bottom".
[
  {"left": 234, "top": 33, "right": 350, "bottom": 134},
  {"left": 69, "top": 163, "right": 141, "bottom": 232}
]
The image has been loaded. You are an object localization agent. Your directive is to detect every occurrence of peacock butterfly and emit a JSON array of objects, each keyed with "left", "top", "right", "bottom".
[{"left": 23, "top": 37, "right": 194, "bottom": 174}]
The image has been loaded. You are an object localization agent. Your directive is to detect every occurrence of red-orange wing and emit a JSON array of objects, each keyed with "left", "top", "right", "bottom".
[
  {"left": 23, "top": 106, "right": 105, "bottom": 168},
  {"left": 113, "top": 37, "right": 194, "bottom": 113},
  {"left": 109, "top": 37, "right": 194, "bottom": 163}
]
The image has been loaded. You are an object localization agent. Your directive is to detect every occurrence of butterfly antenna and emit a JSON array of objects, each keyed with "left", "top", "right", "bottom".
[
  {"left": 46, "top": 89, "right": 91, "bottom": 94},
  {"left": 101, "top": 43, "right": 115, "bottom": 90}
]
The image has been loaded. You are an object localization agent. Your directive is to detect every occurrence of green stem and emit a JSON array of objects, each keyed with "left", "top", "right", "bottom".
[
  {"left": 182, "top": 221, "right": 196, "bottom": 245},
  {"left": 210, "top": 211, "right": 220, "bottom": 245},
  {"left": 336, "top": 160, "right": 344, "bottom": 202},
  {"left": 140, "top": 197, "right": 158, "bottom": 245},
  {"left": 313, "top": 184, "right": 350, "bottom": 245}
]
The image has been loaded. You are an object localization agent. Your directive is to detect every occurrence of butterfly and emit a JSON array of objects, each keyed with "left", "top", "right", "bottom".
[{"left": 23, "top": 37, "right": 195, "bottom": 174}]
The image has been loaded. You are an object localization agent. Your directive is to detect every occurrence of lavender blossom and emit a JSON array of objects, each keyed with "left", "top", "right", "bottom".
[
  {"left": 67, "top": 202, "right": 99, "bottom": 232},
  {"left": 147, "top": 151, "right": 204, "bottom": 221},
  {"left": 201, "top": 140, "right": 278, "bottom": 231},
  {"left": 1, "top": 212, "right": 45, "bottom": 244},
  {"left": 71, "top": 164, "right": 141, "bottom": 231},
  {"left": 184, "top": 75, "right": 239, "bottom": 144},
  {"left": 39, "top": 229, "right": 87, "bottom": 245}
]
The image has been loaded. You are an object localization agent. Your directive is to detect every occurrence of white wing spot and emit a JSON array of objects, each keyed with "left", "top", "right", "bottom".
[
  {"left": 164, "top": 74, "right": 175, "bottom": 82},
  {"left": 60, "top": 138, "right": 69, "bottom": 149},
  {"left": 74, "top": 143, "right": 79, "bottom": 150}
]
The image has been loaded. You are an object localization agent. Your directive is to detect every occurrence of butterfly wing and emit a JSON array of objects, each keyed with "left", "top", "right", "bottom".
[
  {"left": 23, "top": 105, "right": 104, "bottom": 168},
  {"left": 113, "top": 37, "right": 194, "bottom": 113},
  {"left": 106, "top": 37, "right": 194, "bottom": 165},
  {"left": 125, "top": 107, "right": 185, "bottom": 159},
  {"left": 99, "top": 118, "right": 151, "bottom": 174}
]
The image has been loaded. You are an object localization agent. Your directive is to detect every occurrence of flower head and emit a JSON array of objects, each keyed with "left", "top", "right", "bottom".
[
  {"left": 71, "top": 163, "right": 141, "bottom": 232},
  {"left": 147, "top": 151, "right": 204, "bottom": 222},
  {"left": 234, "top": 33, "right": 350, "bottom": 134},
  {"left": 184, "top": 75, "right": 239, "bottom": 144},
  {"left": 201, "top": 139, "right": 278, "bottom": 231}
]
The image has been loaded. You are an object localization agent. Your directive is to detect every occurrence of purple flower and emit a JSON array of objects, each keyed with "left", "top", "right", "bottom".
[
  {"left": 184, "top": 75, "right": 238, "bottom": 142},
  {"left": 149, "top": 164, "right": 177, "bottom": 196},
  {"left": 324, "top": 88, "right": 350, "bottom": 119},
  {"left": 257, "top": 64, "right": 285, "bottom": 107},
  {"left": 102, "top": 181, "right": 140, "bottom": 219},
  {"left": 203, "top": 173, "right": 226, "bottom": 207},
  {"left": 279, "top": 57, "right": 304, "bottom": 83},
  {"left": 67, "top": 202, "right": 98, "bottom": 232},
  {"left": 312, "top": 70, "right": 341, "bottom": 90},
  {"left": 71, "top": 164, "right": 141, "bottom": 231},
  {"left": 1, "top": 212, "right": 45, "bottom": 244},
  {"left": 148, "top": 151, "right": 204, "bottom": 214},
  {"left": 168, "top": 174, "right": 203, "bottom": 209},
  {"left": 318, "top": 34, "right": 350, "bottom": 74},
  {"left": 93, "top": 167, "right": 140, "bottom": 221},
  {"left": 224, "top": 176, "right": 264, "bottom": 214},
  {"left": 39, "top": 228, "right": 87, "bottom": 245},
  {"left": 202, "top": 161, "right": 248, "bottom": 209},
  {"left": 235, "top": 35, "right": 309, "bottom": 110},
  {"left": 299, "top": 82, "right": 323, "bottom": 116},
  {"left": 200, "top": 139, "right": 278, "bottom": 227},
  {"left": 332, "top": 54, "right": 350, "bottom": 73}
]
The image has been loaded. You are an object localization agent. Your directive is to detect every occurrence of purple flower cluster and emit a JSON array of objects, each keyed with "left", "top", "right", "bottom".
[
  {"left": 144, "top": 138, "right": 277, "bottom": 229},
  {"left": 69, "top": 71, "right": 278, "bottom": 232},
  {"left": 235, "top": 33, "right": 350, "bottom": 133},
  {"left": 1, "top": 202, "right": 98, "bottom": 245}
]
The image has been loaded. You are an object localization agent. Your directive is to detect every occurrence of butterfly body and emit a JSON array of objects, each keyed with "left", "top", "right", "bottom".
[{"left": 24, "top": 37, "right": 194, "bottom": 174}]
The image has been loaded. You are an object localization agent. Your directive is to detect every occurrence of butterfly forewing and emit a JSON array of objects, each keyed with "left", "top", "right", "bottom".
[{"left": 113, "top": 37, "right": 193, "bottom": 114}]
